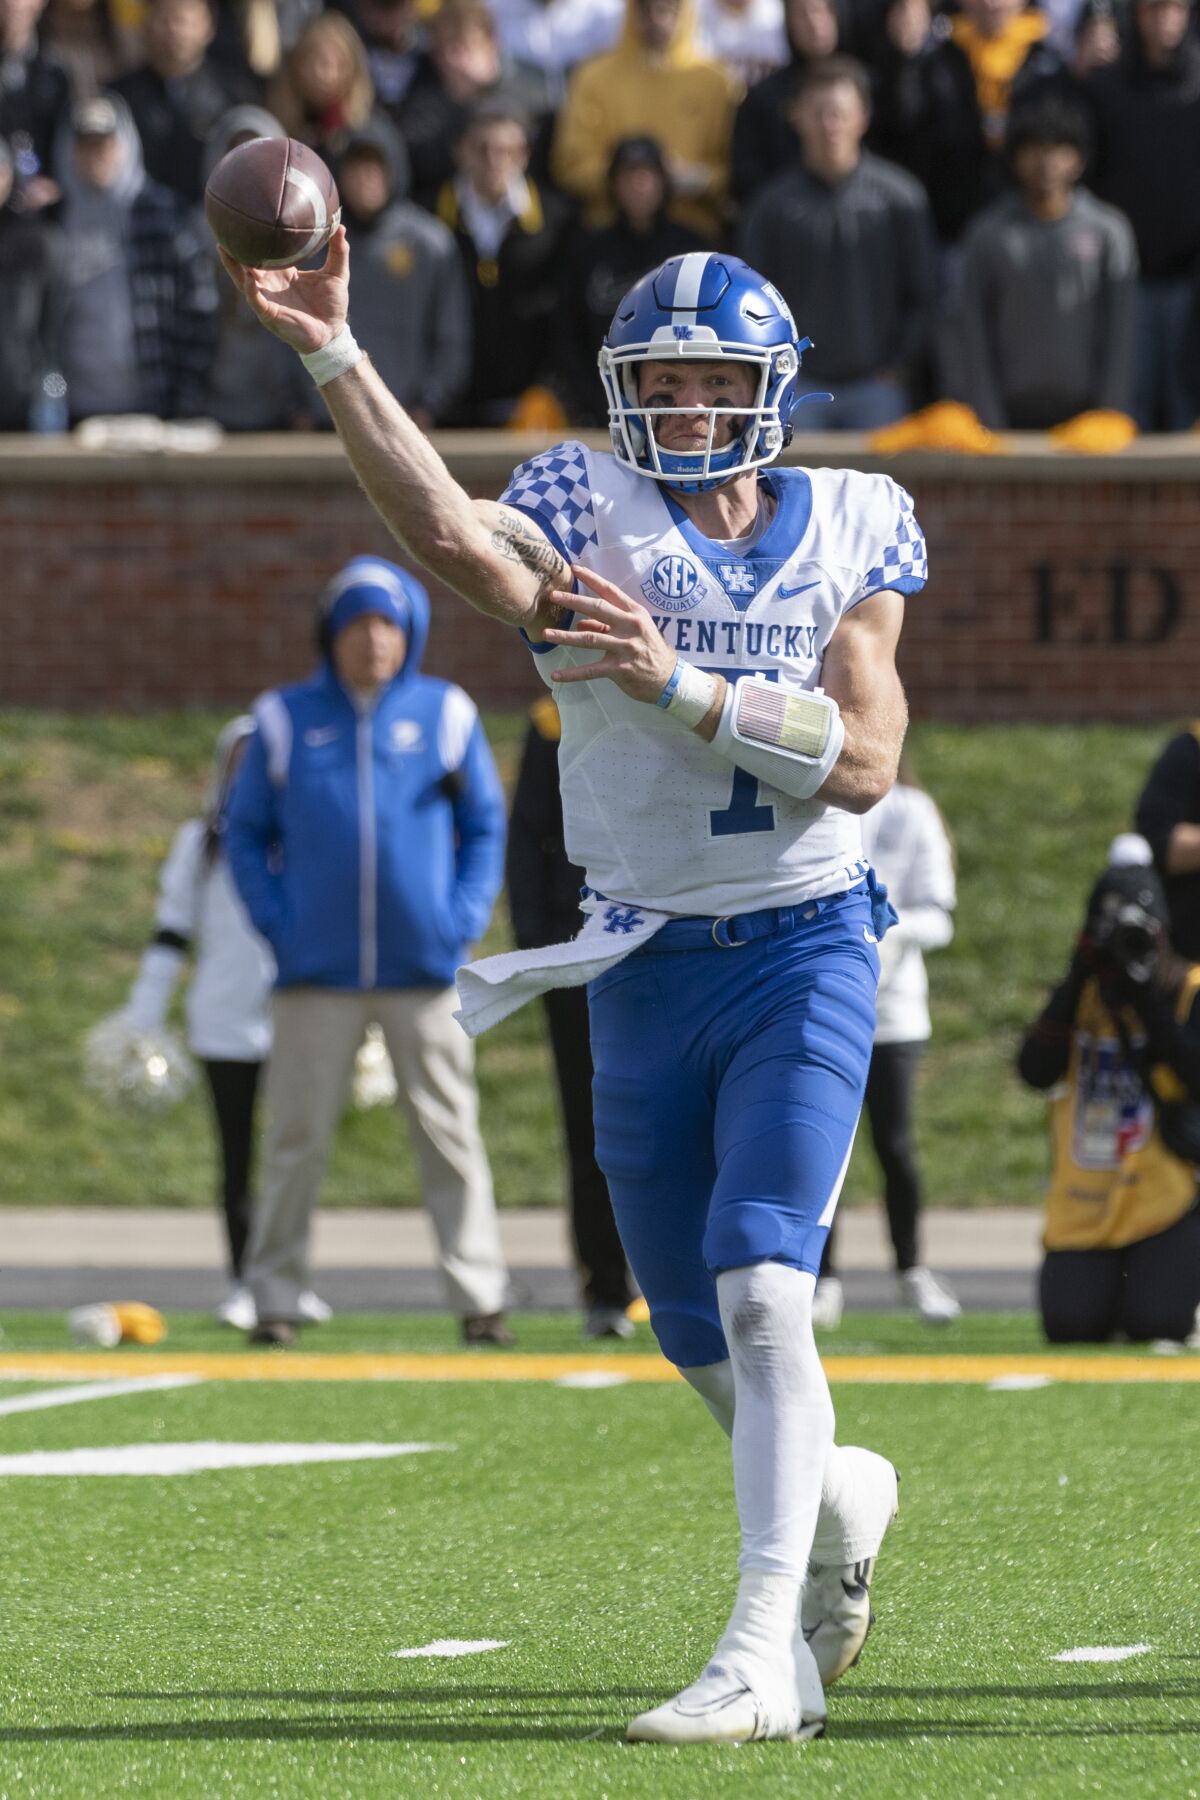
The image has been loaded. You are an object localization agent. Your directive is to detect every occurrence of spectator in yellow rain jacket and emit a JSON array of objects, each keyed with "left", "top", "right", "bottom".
[{"left": 550, "top": 0, "right": 738, "bottom": 239}]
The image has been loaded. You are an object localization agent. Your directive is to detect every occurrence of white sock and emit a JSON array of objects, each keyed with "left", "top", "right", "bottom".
[
  {"left": 715, "top": 1262, "right": 833, "bottom": 1582},
  {"left": 683, "top": 1320, "right": 892, "bottom": 1570}
]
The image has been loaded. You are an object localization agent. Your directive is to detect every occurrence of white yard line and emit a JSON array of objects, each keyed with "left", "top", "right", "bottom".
[{"left": 0, "top": 1374, "right": 204, "bottom": 1417}]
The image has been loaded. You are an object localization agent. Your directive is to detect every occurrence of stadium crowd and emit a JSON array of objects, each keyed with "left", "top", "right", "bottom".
[{"left": 2, "top": 0, "right": 1199, "bottom": 434}]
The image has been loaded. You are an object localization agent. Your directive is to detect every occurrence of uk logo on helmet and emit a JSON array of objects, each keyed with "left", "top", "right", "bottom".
[{"left": 647, "top": 554, "right": 702, "bottom": 613}]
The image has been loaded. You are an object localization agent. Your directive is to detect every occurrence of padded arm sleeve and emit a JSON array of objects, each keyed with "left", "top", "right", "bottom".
[{"left": 710, "top": 675, "right": 845, "bottom": 802}]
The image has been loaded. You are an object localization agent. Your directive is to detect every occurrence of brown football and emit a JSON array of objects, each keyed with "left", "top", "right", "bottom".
[{"left": 204, "top": 137, "right": 341, "bottom": 269}]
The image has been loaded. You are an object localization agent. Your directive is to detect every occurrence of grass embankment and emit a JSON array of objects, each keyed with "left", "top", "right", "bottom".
[{"left": 0, "top": 711, "right": 1168, "bottom": 1208}]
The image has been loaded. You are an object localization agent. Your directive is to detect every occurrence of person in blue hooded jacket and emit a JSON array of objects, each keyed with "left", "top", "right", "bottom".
[{"left": 225, "top": 555, "right": 512, "bottom": 1347}]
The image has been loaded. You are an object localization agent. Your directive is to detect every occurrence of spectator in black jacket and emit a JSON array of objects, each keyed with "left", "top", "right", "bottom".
[
  {"left": 507, "top": 697, "right": 637, "bottom": 1340},
  {"left": 1136, "top": 726, "right": 1200, "bottom": 958},
  {"left": 738, "top": 55, "right": 937, "bottom": 426},
  {"left": 0, "top": 130, "right": 63, "bottom": 426},
  {"left": 56, "top": 92, "right": 217, "bottom": 418},
  {"left": 872, "top": 0, "right": 1065, "bottom": 245},
  {"left": 314, "top": 123, "right": 469, "bottom": 427},
  {"left": 0, "top": 0, "right": 71, "bottom": 208},
  {"left": 556, "top": 135, "right": 707, "bottom": 424},
  {"left": 730, "top": 0, "right": 842, "bottom": 204},
  {"left": 1085, "top": 0, "right": 1200, "bottom": 429},
  {"left": 435, "top": 93, "right": 567, "bottom": 425},
  {"left": 114, "top": 0, "right": 254, "bottom": 203},
  {"left": 397, "top": 0, "right": 541, "bottom": 211}
]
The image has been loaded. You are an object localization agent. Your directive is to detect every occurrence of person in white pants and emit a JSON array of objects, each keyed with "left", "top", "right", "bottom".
[{"left": 813, "top": 761, "right": 962, "bottom": 1329}]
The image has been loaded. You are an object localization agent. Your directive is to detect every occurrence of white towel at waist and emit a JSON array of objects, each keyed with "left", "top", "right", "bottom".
[{"left": 454, "top": 899, "right": 669, "bottom": 1037}]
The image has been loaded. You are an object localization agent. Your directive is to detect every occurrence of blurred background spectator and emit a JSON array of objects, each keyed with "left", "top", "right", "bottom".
[
  {"left": 1085, "top": 0, "right": 1200, "bottom": 430},
  {"left": 556, "top": 133, "right": 705, "bottom": 424},
  {"left": 506, "top": 695, "right": 638, "bottom": 1339},
  {"left": 696, "top": 0, "right": 790, "bottom": 87},
  {"left": 268, "top": 9, "right": 403, "bottom": 167},
  {"left": 0, "top": 129, "right": 64, "bottom": 428},
  {"left": 949, "top": 93, "right": 1137, "bottom": 427},
  {"left": 346, "top": 0, "right": 424, "bottom": 127},
  {"left": 225, "top": 557, "right": 511, "bottom": 1348},
  {"left": 738, "top": 55, "right": 937, "bottom": 427},
  {"left": 397, "top": 0, "right": 540, "bottom": 210},
  {"left": 730, "top": 0, "right": 843, "bottom": 204},
  {"left": 814, "top": 757, "right": 961, "bottom": 1329},
  {"left": 491, "top": 0, "right": 623, "bottom": 108},
  {"left": 56, "top": 93, "right": 217, "bottom": 421},
  {"left": 0, "top": 0, "right": 72, "bottom": 209},
  {"left": 551, "top": 0, "right": 737, "bottom": 240},
  {"left": 41, "top": 0, "right": 127, "bottom": 98},
  {"left": 872, "top": 0, "right": 1065, "bottom": 248},
  {"left": 120, "top": 717, "right": 276, "bottom": 1332},
  {"left": 113, "top": 0, "right": 255, "bottom": 203},
  {"left": 196, "top": 102, "right": 311, "bottom": 428},
  {"left": 311, "top": 122, "right": 469, "bottom": 428},
  {"left": 435, "top": 94, "right": 566, "bottom": 425},
  {"left": 1017, "top": 853, "right": 1200, "bottom": 1344},
  {"left": 1136, "top": 724, "right": 1200, "bottom": 957}
]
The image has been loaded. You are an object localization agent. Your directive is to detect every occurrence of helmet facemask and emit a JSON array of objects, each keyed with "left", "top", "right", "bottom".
[{"left": 599, "top": 334, "right": 800, "bottom": 493}]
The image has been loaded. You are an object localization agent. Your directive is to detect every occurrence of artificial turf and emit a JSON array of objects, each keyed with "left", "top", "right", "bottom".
[{"left": 0, "top": 1315, "right": 1197, "bottom": 1798}]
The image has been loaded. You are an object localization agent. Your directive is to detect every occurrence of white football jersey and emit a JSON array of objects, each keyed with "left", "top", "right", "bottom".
[{"left": 501, "top": 442, "right": 927, "bottom": 918}]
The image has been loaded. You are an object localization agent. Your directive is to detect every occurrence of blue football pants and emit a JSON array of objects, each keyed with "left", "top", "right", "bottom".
[{"left": 588, "top": 885, "right": 879, "bottom": 1370}]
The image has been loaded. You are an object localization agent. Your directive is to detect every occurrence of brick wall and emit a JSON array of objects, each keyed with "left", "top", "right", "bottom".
[{"left": 4, "top": 434, "right": 1200, "bottom": 720}]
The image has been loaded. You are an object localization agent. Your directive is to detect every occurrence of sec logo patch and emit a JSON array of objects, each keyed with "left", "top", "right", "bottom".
[{"left": 646, "top": 554, "right": 702, "bottom": 613}]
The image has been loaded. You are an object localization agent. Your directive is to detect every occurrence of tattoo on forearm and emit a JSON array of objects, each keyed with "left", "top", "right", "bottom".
[{"left": 492, "top": 508, "right": 569, "bottom": 586}]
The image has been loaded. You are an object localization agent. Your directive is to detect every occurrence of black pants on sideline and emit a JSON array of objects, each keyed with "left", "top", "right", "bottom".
[
  {"left": 821, "top": 1040, "right": 925, "bottom": 1279},
  {"left": 542, "top": 986, "right": 633, "bottom": 1311},
  {"left": 1040, "top": 1204, "right": 1200, "bottom": 1343},
  {"left": 200, "top": 1058, "right": 263, "bottom": 1279}
]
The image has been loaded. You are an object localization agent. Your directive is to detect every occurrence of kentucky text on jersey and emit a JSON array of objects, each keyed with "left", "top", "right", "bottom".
[
  {"left": 501, "top": 439, "right": 927, "bottom": 918},
  {"left": 648, "top": 615, "right": 823, "bottom": 661}
]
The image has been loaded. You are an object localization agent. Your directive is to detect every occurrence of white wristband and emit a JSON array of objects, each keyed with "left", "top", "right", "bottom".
[
  {"left": 300, "top": 326, "right": 362, "bottom": 388},
  {"left": 658, "top": 658, "right": 719, "bottom": 730}
]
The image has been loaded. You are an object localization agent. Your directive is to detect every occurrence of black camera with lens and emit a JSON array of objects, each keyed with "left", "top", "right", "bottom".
[
  {"left": 1091, "top": 900, "right": 1161, "bottom": 980},
  {"left": 1086, "top": 865, "right": 1169, "bottom": 984}
]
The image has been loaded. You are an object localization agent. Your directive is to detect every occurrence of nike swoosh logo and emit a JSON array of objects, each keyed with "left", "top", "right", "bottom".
[
  {"left": 864, "top": 927, "right": 878, "bottom": 944},
  {"left": 304, "top": 727, "right": 340, "bottom": 747},
  {"left": 778, "top": 581, "right": 820, "bottom": 598}
]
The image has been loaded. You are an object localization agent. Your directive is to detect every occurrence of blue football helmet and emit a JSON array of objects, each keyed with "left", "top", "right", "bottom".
[{"left": 598, "top": 253, "right": 808, "bottom": 492}]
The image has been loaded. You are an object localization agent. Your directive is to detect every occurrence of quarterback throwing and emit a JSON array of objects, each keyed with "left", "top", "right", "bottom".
[{"left": 223, "top": 234, "right": 918, "bottom": 1745}]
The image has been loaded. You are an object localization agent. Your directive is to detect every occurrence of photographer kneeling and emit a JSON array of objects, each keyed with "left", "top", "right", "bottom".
[{"left": 1017, "top": 854, "right": 1200, "bottom": 1344}]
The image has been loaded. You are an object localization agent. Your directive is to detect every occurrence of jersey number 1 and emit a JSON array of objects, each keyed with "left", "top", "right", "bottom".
[{"left": 707, "top": 667, "right": 777, "bottom": 837}]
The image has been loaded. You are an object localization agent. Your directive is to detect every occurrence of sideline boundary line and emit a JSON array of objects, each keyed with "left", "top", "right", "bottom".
[{"left": 1, "top": 1352, "right": 1198, "bottom": 1384}]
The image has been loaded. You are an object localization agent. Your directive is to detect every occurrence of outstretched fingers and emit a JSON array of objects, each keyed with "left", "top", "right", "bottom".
[{"left": 324, "top": 223, "right": 350, "bottom": 284}]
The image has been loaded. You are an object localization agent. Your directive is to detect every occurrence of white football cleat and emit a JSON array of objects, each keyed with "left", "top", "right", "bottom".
[
  {"left": 812, "top": 1276, "right": 845, "bottom": 1331},
  {"left": 627, "top": 1656, "right": 825, "bottom": 1745},
  {"left": 214, "top": 1284, "right": 256, "bottom": 1331},
  {"left": 297, "top": 1289, "right": 333, "bottom": 1325},
  {"left": 900, "top": 1266, "right": 961, "bottom": 1325},
  {"left": 801, "top": 1455, "right": 899, "bottom": 1687}
]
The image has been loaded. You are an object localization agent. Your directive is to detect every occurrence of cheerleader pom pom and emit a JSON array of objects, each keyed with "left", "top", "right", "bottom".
[
  {"left": 84, "top": 1011, "right": 196, "bottom": 1110},
  {"left": 352, "top": 1023, "right": 398, "bottom": 1110}
]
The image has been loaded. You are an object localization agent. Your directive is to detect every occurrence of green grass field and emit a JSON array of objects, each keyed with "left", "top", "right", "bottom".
[
  {"left": 0, "top": 710, "right": 1174, "bottom": 1210},
  {"left": 0, "top": 1313, "right": 1197, "bottom": 1799}
]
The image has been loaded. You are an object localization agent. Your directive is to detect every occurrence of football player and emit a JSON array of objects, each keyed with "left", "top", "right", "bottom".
[{"left": 222, "top": 236, "right": 916, "bottom": 1745}]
